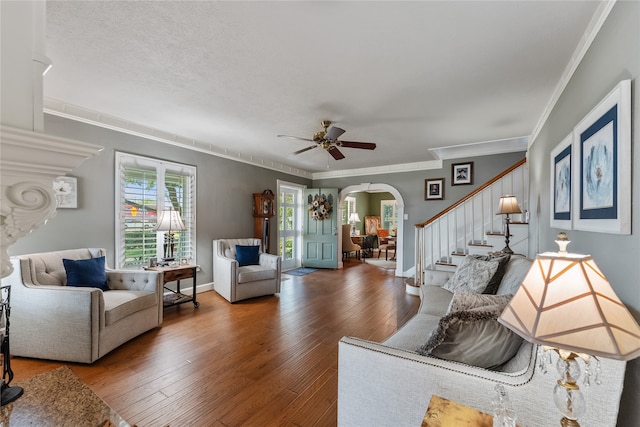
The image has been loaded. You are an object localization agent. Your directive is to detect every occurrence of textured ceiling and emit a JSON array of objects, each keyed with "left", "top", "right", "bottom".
[{"left": 44, "top": 1, "right": 600, "bottom": 173}]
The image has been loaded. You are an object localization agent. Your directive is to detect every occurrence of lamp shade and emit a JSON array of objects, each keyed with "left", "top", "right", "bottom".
[
  {"left": 498, "top": 251, "right": 640, "bottom": 361},
  {"left": 496, "top": 195, "right": 522, "bottom": 215},
  {"left": 348, "top": 212, "right": 361, "bottom": 223},
  {"left": 154, "top": 209, "right": 186, "bottom": 232}
]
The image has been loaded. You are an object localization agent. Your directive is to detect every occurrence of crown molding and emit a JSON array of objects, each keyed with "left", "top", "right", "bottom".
[
  {"left": 43, "top": 99, "right": 314, "bottom": 179},
  {"left": 311, "top": 160, "right": 442, "bottom": 180},
  {"left": 428, "top": 136, "right": 528, "bottom": 161},
  {"left": 529, "top": 0, "right": 616, "bottom": 146}
]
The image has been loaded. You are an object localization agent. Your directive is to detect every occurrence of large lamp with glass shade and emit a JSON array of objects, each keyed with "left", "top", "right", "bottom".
[
  {"left": 154, "top": 208, "right": 186, "bottom": 263},
  {"left": 498, "top": 233, "right": 640, "bottom": 426}
]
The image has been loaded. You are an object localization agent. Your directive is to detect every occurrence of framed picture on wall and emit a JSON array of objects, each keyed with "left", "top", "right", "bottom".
[
  {"left": 452, "top": 162, "right": 473, "bottom": 185},
  {"left": 572, "top": 79, "right": 631, "bottom": 234},
  {"left": 425, "top": 178, "right": 444, "bottom": 200},
  {"left": 53, "top": 176, "right": 78, "bottom": 208},
  {"left": 550, "top": 133, "right": 572, "bottom": 230}
]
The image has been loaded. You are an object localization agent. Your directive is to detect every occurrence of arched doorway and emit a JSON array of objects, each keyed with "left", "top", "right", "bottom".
[{"left": 339, "top": 183, "right": 405, "bottom": 278}]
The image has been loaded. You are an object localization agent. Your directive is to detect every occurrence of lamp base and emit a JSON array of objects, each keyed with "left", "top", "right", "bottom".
[
  {"left": 1, "top": 385, "right": 23, "bottom": 406},
  {"left": 560, "top": 417, "right": 580, "bottom": 427},
  {"left": 500, "top": 246, "right": 515, "bottom": 255}
]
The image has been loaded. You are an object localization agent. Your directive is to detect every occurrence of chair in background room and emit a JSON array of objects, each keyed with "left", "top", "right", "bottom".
[
  {"left": 341, "top": 224, "right": 361, "bottom": 261},
  {"left": 377, "top": 228, "right": 396, "bottom": 260}
]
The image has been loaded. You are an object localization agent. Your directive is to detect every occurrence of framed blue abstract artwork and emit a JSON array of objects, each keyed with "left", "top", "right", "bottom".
[
  {"left": 550, "top": 133, "right": 572, "bottom": 230},
  {"left": 572, "top": 79, "right": 631, "bottom": 234}
]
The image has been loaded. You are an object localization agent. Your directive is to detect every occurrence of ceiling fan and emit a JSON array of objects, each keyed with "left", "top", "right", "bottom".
[{"left": 277, "top": 120, "right": 376, "bottom": 160}]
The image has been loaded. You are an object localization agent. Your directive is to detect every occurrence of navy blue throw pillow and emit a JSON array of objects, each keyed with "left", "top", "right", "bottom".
[
  {"left": 235, "top": 245, "right": 260, "bottom": 267},
  {"left": 63, "top": 256, "right": 109, "bottom": 291}
]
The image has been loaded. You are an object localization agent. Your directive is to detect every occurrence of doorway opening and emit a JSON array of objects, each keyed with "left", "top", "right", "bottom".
[{"left": 339, "top": 183, "right": 405, "bottom": 277}]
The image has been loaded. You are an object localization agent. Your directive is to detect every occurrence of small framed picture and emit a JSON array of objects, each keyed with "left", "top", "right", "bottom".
[
  {"left": 425, "top": 178, "right": 444, "bottom": 200},
  {"left": 53, "top": 176, "right": 78, "bottom": 208},
  {"left": 180, "top": 258, "right": 189, "bottom": 265},
  {"left": 148, "top": 258, "right": 158, "bottom": 268},
  {"left": 452, "top": 162, "right": 473, "bottom": 185}
]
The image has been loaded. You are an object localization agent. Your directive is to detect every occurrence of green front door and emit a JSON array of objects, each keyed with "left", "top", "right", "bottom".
[{"left": 302, "top": 188, "right": 339, "bottom": 269}]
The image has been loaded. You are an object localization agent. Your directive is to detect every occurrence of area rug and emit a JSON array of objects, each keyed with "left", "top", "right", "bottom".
[
  {"left": 284, "top": 267, "right": 317, "bottom": 276},
  {"left": 8, "top": 366, "right": 130, "bottom": 426},
  {"left": 365, "top": 258, "right": 397, "bottom": 270}
]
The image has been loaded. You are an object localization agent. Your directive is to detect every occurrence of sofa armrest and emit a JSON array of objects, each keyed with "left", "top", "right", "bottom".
[
  {"left": 259, "top": 252, "right": 281, "bottom": 270},
  {"left": 338, "top": 336, "right": 625, "bottom": 427},
  {"left": 8, "top": 280, "right": 102, "bottom": 363},
  {"left": 423, "top": 269, "right": 453, "bottom": 287}
]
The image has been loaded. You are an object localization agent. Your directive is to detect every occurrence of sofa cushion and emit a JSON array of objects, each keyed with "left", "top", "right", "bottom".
[
  {"left": 443, "top": 255, "right": 500, "bottom": 293},
  {"left": 419, "top": 285, "right": 454, "bottom": 317},
  {"left": 383, "top": 313, "right": 441, "bottom": 351},
  {"left": 235, "top": 245, "right": 260, "bottom": 266},
  {"left": 417, "top": 303, "right": 523, "bottom": 369},
  {"left": 447, "top": 292, "right": 513, "bottom": 314},
  {"left": 238, "top": 265, "right": 277, "bottom": 283},
  {"left": 104, "top": 290, "right": 157, "bottom": 326},
  {"left": 496, "top": 255, "right": 532, "bottom": 295},
  {"left": 63, "top": 256, "right": 109, "bottom": 291}
]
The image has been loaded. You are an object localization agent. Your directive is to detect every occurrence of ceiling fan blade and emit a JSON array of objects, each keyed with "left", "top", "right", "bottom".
[
  {"left": 277, "top": 134, "right": 315, "bottom": 142},
  {"left": 328, "top": 146, "right": 345, "bottom": 160},
  {"left": 293, "top": 145, "right": 318, "bottom": 155},
  {"left": 324, "top": 126, "right": 346, "bottom": 141},
  {"left": 339, "top": 141, "right": 377, "bottom": 150}
]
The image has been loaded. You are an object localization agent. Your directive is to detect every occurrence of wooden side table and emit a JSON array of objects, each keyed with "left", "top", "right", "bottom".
[{"left": 146, "top": 264, "right": 200, "bottom": 308}]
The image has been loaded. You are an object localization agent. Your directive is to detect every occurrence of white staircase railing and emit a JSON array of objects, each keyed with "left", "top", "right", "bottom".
[{"left": 414, "top": 159, "right": 528, "bottom": 285}]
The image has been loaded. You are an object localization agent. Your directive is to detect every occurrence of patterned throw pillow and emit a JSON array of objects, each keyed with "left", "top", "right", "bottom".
[
  {"left": 446, "top": 292, "right": 514, "bottom": 314},
  {"left": 443, "top": 255, "right": 500, "bottom": 293}
]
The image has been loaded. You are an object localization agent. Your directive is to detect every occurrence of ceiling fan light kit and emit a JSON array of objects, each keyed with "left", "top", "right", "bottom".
[{"left": 278, "top": 120, "right": 376, "bottom": 160}]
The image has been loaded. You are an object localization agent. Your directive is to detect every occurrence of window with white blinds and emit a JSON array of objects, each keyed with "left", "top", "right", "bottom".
[{"left": 115, "top": 152, "right": 196, "bottom": 269}]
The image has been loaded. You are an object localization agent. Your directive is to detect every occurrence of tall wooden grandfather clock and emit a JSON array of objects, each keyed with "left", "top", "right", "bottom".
[{"left": 253, "top": 189, "right": 275, "bottom": 253}]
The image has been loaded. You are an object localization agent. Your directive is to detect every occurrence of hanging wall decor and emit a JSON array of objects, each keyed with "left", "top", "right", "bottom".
[
  {"left": 308, "top": 193, "right": 333, "bottom": 220},
  {"left": 550, "top": 133, "right": 572, "bottom": 230},
  {"left": 53, "top": 176, "right": 78, "bottom": 208},
  {"left": 572, "top": 79, "right": 630, "bottom": 234}
]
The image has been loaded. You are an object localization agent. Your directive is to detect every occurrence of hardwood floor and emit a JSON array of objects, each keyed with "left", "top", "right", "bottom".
[{"left": 9, "top": 260, "right": 420, "bottom": 426}]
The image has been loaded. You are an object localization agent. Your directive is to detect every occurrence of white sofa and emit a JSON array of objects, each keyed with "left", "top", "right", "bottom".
[
  {"left": 1, "top": 248, "right": 163, "bottom": 363},
  {"left": 338, "top": 255, "right": 628, "bottom": 426},
  {"left": 212, "top": 238, "right": 281, "bottom": 303}
]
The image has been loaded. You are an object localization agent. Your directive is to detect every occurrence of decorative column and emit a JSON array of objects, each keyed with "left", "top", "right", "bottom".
[{"left": 0, "top": 1, "right": 102, "bottom": 278}]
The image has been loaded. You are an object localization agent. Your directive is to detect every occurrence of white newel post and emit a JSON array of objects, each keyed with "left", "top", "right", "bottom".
[{"left": 0, "top": 1, "right": 103, "bottom": 278}]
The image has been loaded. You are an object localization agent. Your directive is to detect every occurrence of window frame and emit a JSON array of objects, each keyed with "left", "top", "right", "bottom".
[{"left": 115, "top": 152, "right": 197, "bottom": 269}]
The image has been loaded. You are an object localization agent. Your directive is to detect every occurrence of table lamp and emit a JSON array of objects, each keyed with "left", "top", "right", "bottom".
[
  {"left": 496, "top": 195, "right": 522, "bottom": 254},
  {"left": 498, "top": 234, "right": 640, "bottom": 426},
  {"left": 348, "top": 212, "right": 361, "bottom": 236},
  {"left": 154, "top": 208, "right": 186, "bottom": 262}
]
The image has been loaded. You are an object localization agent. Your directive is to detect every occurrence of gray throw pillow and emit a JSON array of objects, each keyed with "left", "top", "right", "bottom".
[
  {"left": 443, "top": 255, "right": 500, "bottom": 293},
  {"left": 446, "top": 292, "right": 513, "bottom": 314},
  {"left": 416, "top": 305, "right": 523, "bottom": 369}
]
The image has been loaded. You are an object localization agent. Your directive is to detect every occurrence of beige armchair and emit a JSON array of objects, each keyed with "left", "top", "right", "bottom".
[
  {"left": 341, "top": 224, "right": 361, "bottom": 260},
  {"left": 1, "top": 248, "right": 163, "bottom": 363},
  {"left": 213, "top": 238, "right": 281, "bottom": 303}
]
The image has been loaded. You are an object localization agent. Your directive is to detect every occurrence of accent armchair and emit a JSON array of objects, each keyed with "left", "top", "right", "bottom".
[
  {"left": 341, "top": 224, "right": 361, "bottom": 260},
  {"left": 212, "top": 238, "right": 281, "bottom": 303},
  {"left": 1, "top": 248, "right": 163, "bottom": 363}
]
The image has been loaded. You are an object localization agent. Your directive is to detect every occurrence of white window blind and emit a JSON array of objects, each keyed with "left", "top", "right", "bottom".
[{"left": 115, "top": 152, "right": 196, "bottom": 269}]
